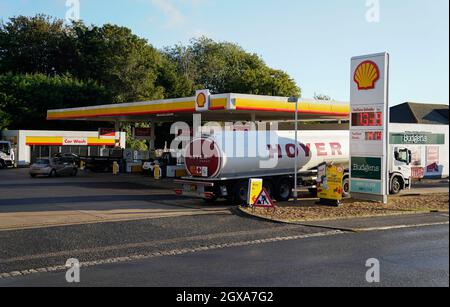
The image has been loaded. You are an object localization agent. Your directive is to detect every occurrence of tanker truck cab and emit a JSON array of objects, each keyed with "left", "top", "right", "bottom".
[
  {"left": 0, "top": 141, "right": 15, "bottom": 169},
  {"left": 389, "top": 147, "right": 412, "bottom": 194}
]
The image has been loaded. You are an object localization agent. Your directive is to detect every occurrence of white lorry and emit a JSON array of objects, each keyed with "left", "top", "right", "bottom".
[
  {"left": 0, "top": 140, "right": 15, "bottom": 169},
  {"left": 175, "top": 130, "right": 413, "bottom": 203}
]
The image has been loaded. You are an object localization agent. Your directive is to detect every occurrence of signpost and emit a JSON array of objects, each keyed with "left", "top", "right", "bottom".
[
  {"left": 317, "top": 163, "right": 345, "bottom": 206},
  {"left": 248, "top": 178, "right": 263, "bottom": 206},
  {"left": 253, "top": 188, "right": 274, "bottom": 208},
  {"left": 350, "top": 53, "right": 390, "bottom": 203}
]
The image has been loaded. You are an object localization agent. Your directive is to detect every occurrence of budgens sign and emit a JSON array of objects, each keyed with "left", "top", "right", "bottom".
[
  {"left": 351, "top": 157, "right": 382, "bottom": 180},
  {"left": 390, "top": 133, "right": 445, "bottom": 145}
]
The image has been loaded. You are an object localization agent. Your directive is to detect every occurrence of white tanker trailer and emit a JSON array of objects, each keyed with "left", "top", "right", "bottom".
[{"left": 175, "top": 130, "right": 412, "bottom": 204}]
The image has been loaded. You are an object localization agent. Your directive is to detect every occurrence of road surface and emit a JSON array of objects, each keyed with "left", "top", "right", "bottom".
[{"left": 0, "top": 224, "right": 448, "bottom": 287}]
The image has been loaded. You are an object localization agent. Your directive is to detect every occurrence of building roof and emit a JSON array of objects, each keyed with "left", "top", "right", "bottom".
[{"left": 390, "top": 102, "right": 449, "bottom": 125}]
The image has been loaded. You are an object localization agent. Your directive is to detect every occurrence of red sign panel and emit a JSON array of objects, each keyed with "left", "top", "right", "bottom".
[
  {"left": 134, "top": 128, "right": 152, "bottom": 138},
  {"left": 184, "top": 138, "right": 221, "bottom": 178},
  {"left": 351, "top": 112, "right": 383, "bottom": 127},
  {"left": 99, "top": 128, "right": 116, "bottom": 138},
  {"left": 411, "top": 167, "right": 425, "bottom": 179}
]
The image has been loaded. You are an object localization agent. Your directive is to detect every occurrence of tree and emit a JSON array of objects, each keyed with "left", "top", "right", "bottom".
[
  {"left": 0, "top": 15, "right": 77, "bottom": 75},
  {"left": 72, "top": 23, "right": 166, "bottom": 102},
  {"left": 0, "top": 73, "right": 111, "bottom": 130},
  {"left": 164, "top": 37, "right": 301, "bottom": 97},
  {"left": 0, "top": 15, "right": 188, "bottom": 103},
  {"left": 0, "top": 93, "right": 13, "bottom": 130},
  {"left": 155, "top": 55, "right": 194, "bottom": 98}
]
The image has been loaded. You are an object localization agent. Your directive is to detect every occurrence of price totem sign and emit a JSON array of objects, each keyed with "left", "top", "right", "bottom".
[{"left": 350, "top": 53, "right": 389, "bottom": 203}]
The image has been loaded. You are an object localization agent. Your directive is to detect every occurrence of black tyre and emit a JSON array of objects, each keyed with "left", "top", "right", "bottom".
[
  {"left": 308, "top": 188, "right": 318, "bottom": 197},
  {"left": 71, "top": 168, "right": 78, "bottom": 177},
  {"left": 203, "top": 196, "right": 218, "bottom": 204},
  {"left": 0, "top": 160, "right": 5, "bottom": 169},
  {"left": 390, "top": 176, "right": 402, "bottom": 195},
  {"left": 203, "top": 186, "right": 219, "bottom": 203},
  {"left": 263, "top": 180, "right": 275, "bottom": 199},
  {"left": 30, "top": 174, "right": 37, "bottom": 178},
  {"left": 275, "top": 178, "right": 293, "bottom": 202},
  {"left": 49, "top": 169, "right": 56, "bottom": 177}
]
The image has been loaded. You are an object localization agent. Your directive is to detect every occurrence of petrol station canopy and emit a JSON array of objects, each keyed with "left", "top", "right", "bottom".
[{"left": 47, "top": 93, "right": 350, "bottom": 123}]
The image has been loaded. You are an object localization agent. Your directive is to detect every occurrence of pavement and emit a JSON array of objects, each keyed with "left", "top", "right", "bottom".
[{"left": 405, "top": 179, "right": 449, "bottom": 195}]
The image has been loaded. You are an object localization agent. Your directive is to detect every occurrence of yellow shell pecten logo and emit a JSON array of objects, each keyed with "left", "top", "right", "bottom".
[
  {"left": 354, "top": 60, "right": 380, "bottom": 90},
  {"left": 196, "top": 92, "right": 207, "bottom": 108}
]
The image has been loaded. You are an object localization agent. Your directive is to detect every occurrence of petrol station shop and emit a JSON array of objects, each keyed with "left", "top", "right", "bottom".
[{"left": 0, "top": 130, "right": 126, "bottom": 167}]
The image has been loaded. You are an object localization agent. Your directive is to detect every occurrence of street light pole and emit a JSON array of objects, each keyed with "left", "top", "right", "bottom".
[
  {"left": 294, "top": 98, "right": 299, "bottom": 204},
  {"left": 289, "top": 96, "right": 299, "bottom": 205}
]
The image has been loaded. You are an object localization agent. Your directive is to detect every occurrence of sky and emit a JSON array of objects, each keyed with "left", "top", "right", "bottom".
[{"left": 0, "top": 0, "right": 449, "bottom": 106}]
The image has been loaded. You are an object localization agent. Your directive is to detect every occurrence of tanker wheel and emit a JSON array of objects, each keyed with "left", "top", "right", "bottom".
[
  {"left": 275, "top": 178, "right": 293, "bottom": 202},
  {"left": 263, "top": 180, "right": 274, "bottom": 199},
  {"left": 233, "top": 180, "right": 249, "bottom": 206},
  {"left": 203, "top": 196, "right": 219, "bottom": 204},
  {"left": 203, "top": 186, "right": 220, "bottom": 204},
  {"left": 308, "top": 188, "right": 318, "bottom": 197}
]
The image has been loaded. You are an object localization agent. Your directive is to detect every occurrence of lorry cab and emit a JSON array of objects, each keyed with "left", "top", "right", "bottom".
[
  {"left": 390, "top": 147, "right": 413, "bottom": 194},
  {"left": 0, "top": 141, "right": 15, "bottom": 169}
]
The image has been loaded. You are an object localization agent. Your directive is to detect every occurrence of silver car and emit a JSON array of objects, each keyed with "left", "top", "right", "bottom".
[{"left": 30, "top": 158, "right": 78, "bottom": 178}]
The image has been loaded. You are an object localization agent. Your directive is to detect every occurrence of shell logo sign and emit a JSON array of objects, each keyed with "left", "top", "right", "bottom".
[
  {"left": 354, "top": 60, "right": 380, "bottom": 90},
  {"left": 195, "top": 89, "right": 210, "bottom": 111},
  {"left": 196, "top": 92, "right": 207, "bottom": 108}
]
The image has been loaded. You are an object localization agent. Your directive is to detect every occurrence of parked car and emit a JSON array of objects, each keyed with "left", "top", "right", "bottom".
[
  {"left": 52, "top": 153, "right": 81, "bottom": 166},
  {"left": 29, "top": 158, "right": 78, "bottom": 178}
]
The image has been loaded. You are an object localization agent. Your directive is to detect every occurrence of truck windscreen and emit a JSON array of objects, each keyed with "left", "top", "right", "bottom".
[{"left": 0, "top": 143, "right": 10, "bottom": 154}]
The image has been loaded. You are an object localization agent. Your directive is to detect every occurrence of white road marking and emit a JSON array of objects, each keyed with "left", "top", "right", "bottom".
[
  {"left": 0, "top": 225, "right": 302, "bottom": 263},
  {"left": 356, "top": 221, "right": 449, "bottom": 232},
  {"left": 0, "top": 230, "right": 343, "bottom": 279}
]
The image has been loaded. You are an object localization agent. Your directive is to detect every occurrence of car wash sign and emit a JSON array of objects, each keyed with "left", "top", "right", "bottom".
[
  {"left": 63, "top": 137, "right": 88, "bottom": 146},
  {"left": 350, "top": 53, "right": 389, "bottom": 203}
]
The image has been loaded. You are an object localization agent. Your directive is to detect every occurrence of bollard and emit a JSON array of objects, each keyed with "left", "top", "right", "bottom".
[
  {"left": 154, "top": 165, "right": 161, "bottom": 180},
  {"left": 113, "top": 161, "right": 119, "bottom": 175}
]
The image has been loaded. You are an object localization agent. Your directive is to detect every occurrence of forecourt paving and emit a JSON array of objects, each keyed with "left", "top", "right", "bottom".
[
  {"left": 0, "top": 168, "right": 447, "bottom": 231},
  {"left": 0, "top": 168, "right": 232, "bottom": 231}
]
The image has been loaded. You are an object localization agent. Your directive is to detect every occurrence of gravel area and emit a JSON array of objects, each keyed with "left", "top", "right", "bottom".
[{"left": 242, "top": 193, "right": 449, "bottom": 222}]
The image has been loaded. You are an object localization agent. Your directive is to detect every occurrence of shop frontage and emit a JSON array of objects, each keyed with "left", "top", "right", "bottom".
[{"left": 0, "top": 130, "right": 126, "bottom": 166}]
